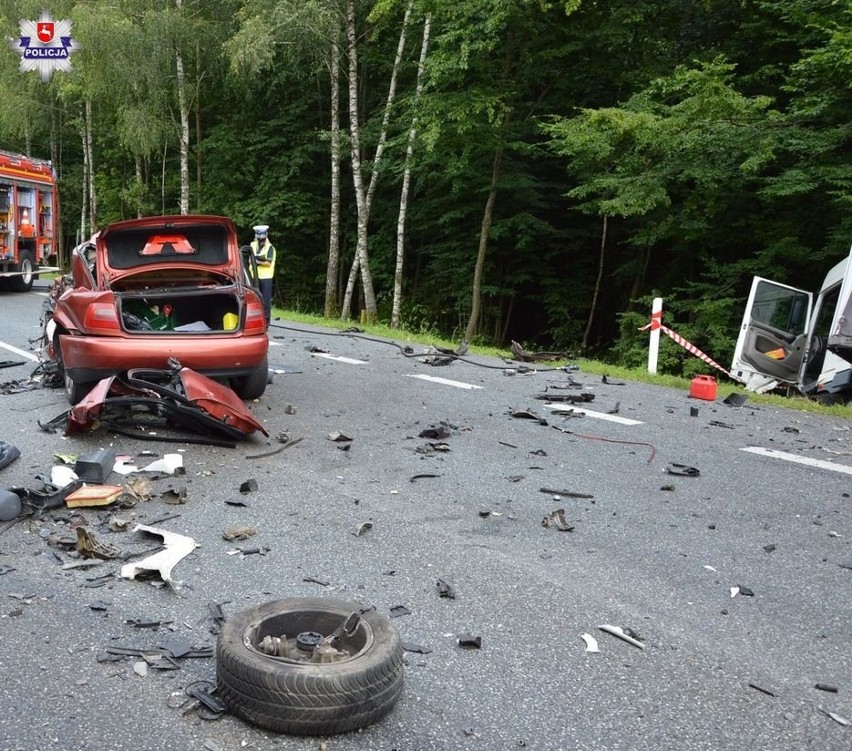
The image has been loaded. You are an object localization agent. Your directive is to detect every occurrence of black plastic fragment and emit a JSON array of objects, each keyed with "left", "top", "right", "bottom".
[
  {"left": 239, "top": 479, "right": 258, "bottom": 494},
  {"left": 737, "top": 585, "right": 755, "bottom": 596},
  {"left": 389, "top": 605, "right": 411, "bottom": 618},
  {"left": 665, "top": 463, "right": 700, "bottom": 477},
  {"left": 815, "top": 683, "right": 838, "bottom": 693},
  {"left": 458, "top": 634, "right": 482, "bottom": 649},
  {"left": 436, "top": 579, "right": 455, "bottom": 599},
  {"left": 402, "top": 641, "right": 433, "bottom": 654},
  {"left": 723, "top": 393, "right": 748, "bottom": 406}
]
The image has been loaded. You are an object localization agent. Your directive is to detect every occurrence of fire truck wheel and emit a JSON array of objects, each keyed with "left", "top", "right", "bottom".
[
  {"left": 9, "top": 251, "right": 34, "bottom": 292},
  {"left": 216, "top": 597, "right": 404, "bottom": 735}
]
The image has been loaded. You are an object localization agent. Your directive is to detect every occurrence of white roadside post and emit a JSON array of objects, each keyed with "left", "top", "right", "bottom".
[{"left": 648, "top": 297, "right": 663, "bottom": 374}]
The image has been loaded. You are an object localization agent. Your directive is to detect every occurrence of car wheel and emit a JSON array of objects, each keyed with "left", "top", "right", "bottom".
[
  {"left": 9, "top": 251, "right": 34, "bottom": 292},
  {"left": 64, "top": 372, "right": 94, "bottom": 405},
  {"left": 216, "top": 597, "right": 404, "bottom": 736},
  {"left": 231, "top": 354, "right": 268, "bottom": 400}
]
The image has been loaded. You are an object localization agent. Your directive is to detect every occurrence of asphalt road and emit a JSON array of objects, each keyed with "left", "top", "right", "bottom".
[{"left": 0, "top": 283, "right": 850, "bottom": 751}]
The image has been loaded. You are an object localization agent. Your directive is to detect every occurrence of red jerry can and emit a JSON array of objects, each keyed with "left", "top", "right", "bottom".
[{"left": 689, "top": 375, "right": 717, "bottom": 401}]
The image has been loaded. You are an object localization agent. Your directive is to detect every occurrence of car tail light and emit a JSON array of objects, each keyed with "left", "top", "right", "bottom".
[
  {"left": 84, "top": 302, "right": 122, "bottom": 333},
  {"left": 245, "top": 298, "right": 266, "bottom": 334}
]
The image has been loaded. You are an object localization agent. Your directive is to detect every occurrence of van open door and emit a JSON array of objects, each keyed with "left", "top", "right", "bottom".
[
  {"left": 730, "top": 277, "right": 812, "bottom": 393},
  {"left": 827, "top": 245, "right": 852, "bottom": 363}
]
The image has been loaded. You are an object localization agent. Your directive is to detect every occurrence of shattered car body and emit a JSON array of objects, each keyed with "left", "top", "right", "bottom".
[
  {"left": 42, "top": 215, "right": 269, "bottom": 404},
  {"left": 41, "top": 363, "right": 268, "bottom": 442},
  {"left": 731, "top": 244, "right": 852, "bottom": 403}
]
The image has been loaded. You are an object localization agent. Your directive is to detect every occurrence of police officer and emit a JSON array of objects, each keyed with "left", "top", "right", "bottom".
[{"left": 250, "top": 224, "right": 276, "bottom": 326}]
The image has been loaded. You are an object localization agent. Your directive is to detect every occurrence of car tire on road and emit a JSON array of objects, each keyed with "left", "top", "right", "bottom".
[
  {"left": 231, "top": 354, "right": 268, "bottom": 400},
  {"left": 216, "top": 597, "right": 404, "bottom": 736},
  {"left": 9, "top": 250, "right": 34, "bottom": 292}
]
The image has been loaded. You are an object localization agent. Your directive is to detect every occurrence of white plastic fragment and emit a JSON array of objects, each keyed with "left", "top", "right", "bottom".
[
  {"left": 50, "top": 464, "right": 78, "bottom": 487},
  {"left": 730, "top": 586, "right": 740, "bottom": 598},
  {"left": 598, "top": 624, "right": 645, "bottom": 650},
  {"left": 580, "top": 633, "right": 599, "bottom": 653},
  {"left": 819, "top": 708, "right": 850, "bottom": 726},
  {"left": 703, "top": 565, "right": 717, "bottom": 572},
  {"left": 141, "top": 453, "right": 184, "bottom": 474},
  {"left": 120, "top": 524, "right": 199, "bottom": 590}
]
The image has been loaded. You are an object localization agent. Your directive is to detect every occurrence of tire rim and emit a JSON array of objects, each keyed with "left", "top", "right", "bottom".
[
  {"left": 20, "top": 257, "right": 33, "bottom": 286},
  {"left": 242, "top": 606, "right": 375, "bottom": 665}
]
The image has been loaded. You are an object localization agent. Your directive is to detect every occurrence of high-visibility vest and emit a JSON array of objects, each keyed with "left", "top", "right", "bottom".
[{"left": 250, "top": 239, "right": 276, "bottom": 280}]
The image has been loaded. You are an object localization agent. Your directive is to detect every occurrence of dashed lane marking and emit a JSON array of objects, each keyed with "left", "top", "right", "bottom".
[
  {"left": 0, "top": 341, "right": 38, "bottom": 362},
  {"left": 741, "top": 446, "right": 852, "bottom": 475},
  {"left": 312, "top": 353, "right": 369, "bottom": 364},
  {"left": 542, "top": 403, "right": 643, "bottom": 425},
  {"left": 405, "top": 374, "right": 483, "bottom": 390}
]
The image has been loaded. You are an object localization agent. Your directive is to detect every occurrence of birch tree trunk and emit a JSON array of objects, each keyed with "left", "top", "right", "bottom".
[
  {"left": 582, "top": 214, "right": 608, "bottom": 350},
  {"left": 391, "top": 12, "right": 431, "bottom": 329},
  {"left": 324, "top": 38, "right": 342, "bottom": 318},
  {"left": 341, "top": 0, "right": 411, "bottom": 321},
  {"left": 85, "top": 99, "right": 97, "bottom": 232},
  {"left": 175, "top": 0, "right": 190, "bottom": 215},
  {"left": 463, "top": 112, "right": 508, "bottom": 344},
  {"left": 80, "top": 107, "right": 88, "bottom": 242}
]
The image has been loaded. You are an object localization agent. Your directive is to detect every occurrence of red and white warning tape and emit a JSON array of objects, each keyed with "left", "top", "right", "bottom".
[{"left": 639, "top": 318, "right": 734, "bottom": 378}]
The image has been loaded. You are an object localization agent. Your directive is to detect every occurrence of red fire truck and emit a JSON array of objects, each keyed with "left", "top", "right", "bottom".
[{"left": 0, "top": 149, "right": 58, "bottom": 292}]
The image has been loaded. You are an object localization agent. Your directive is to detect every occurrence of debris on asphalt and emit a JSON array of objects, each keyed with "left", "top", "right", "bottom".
[
  {"left": 763, "top": 544, "right": 777, "bottom": 553},
  {"left": 601, "top": 375, "right": 625, "bottom": 385},
  {"left": 510, "top": 408, "right": 548, "bottom": 425},
  {"left": 410, "top": 473, "right": 441, "bottom": 482},
  {"left": 0, "top": 441, "right": 21, "bottom": 470},
  {"left": 690, "top": 406, "right": 699, "bottom": 417},
  {"left": 660, "top": 484, "right": 675, "bottom": 491},
  {"left": 76, "top": 527, "right": 122, "bottom": 560},
  {"left": 731, "top": 585, "right": 754, "bottom": 598},
  {"left": 120, "top": 524, "right": 200, "bottom": 591},
  {"left": 436, "top": 579, "right": 455, "bottom": 599},
  {"left": 539, "top": 487, "right": 594, "bottom": 499},
  {"left": 457, "top": 634, "right": 482, "bottom": 649},
  {"left": 748, "top": 682, "right": 776, "bottom": 697},
  {"left": 510, "top": 340, "right": 572, "bottom": 362},
  {"left": 580, "top": 633, "right": 599, "bottom": 653},
  {"left": 161, "top": 486, "right": 188, "bottom": 505},
  {"left": 74, "top": 448, "right": 116, "bottom": 483},
  {"left": 0, "top": 489, "right": 22, "bottom": 521},
  {"left": 222, "top": 526, "right": 256, "bottom": 541},
  {"left": 328, "top": 431, "right": 352, "bottom": 442},
  {"left": 665, "top": 463, "right": 700, "bottom": 477},
  {"left": 815, "top": 683, "right": 839, "bottom": 693},
  {"left": 244, "top": 436, "right": 303, "bottom": 459},
  {"left": 352, "top": 521, "right": 373, "bottom": 536},
  {"left": 723, "top": 393, "right": 749, "bottom": 406},
  {"left": 389, "top": 605, "right": 411, "bottom": 618},
  {"left": 414, "top": 441, "right": 451, "bottom": 455},
  {"left": 65, "top": 485, "right": 124, "bottom": 508},
  {"left": 418, "top": 422, "right": 454, "bottom": 439},
  {"left": 239, "top": 479, "right": 258, "bottom": 494},
  {"left": 709, "top": 420, "right": 735, "bottom": 429},
  {"left": 818, "top": 708, "right": 850, "bottom": 726},
  {"left": 402, "top": 642, "right": 433, "bottom": 654},
  {"left": 598, "top": 624, "right": 645, "bottom": 650},
  {"left": 542, "top": 509, "right": 574, "bottom": 532},
  {"left": 302, "top": 576, "right": 330, "bottom": 587},
  {"left": 141, "top": 453, "right": 184, "bottom": 475}
]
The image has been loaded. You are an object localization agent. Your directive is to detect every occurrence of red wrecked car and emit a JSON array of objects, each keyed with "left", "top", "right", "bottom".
[{"left": 46, "top": 215, "right": 269, "bottom": 404}]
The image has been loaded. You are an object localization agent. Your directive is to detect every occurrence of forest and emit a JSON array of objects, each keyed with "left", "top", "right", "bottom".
[{"left": 0, "top": 0, "right": 849, "bottom": 375}]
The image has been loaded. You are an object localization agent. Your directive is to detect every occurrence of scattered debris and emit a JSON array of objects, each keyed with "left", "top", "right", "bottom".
[
  {"left": 510, "top": 408, "right": 547, "bottom": 425},
  {"left": 410, "top": 473, "right": 441, "bottom": 483},
  {"left": 763, "top": 544, "right": 777, "bottom": 553},
  {"left": 665, "top": 463, "right": 700, "bottom": 477},
  {"left": 598, "top": 624, "right": 644, "bottom": 650},
  {"left": 222, "top": 526, "right": 256, "bottom": 542},
  {"left": 244, "top": 436, "right": 303, "bottom": 459},
  {"left": 389, "top": 605, "right": 411, "bottom": 618},
  {"left": 0, "top": 441, "right": 21, "bottom": 470},
  {"left": 690, "top": 406, "right": 699, "bottom": 417},
  {"left": 457, "top": 634, "right": 482, "bottom": 649},
  {"left": 723, "top": 393, "right": 749, "bottom": 406},
  {"left": 580, "top": 633, "right": 599, "bottom": 653},
  {"left": 302, "top": 577, "right": 330, "bottom": 587},
  {"left": 510, "top": 341, "right": 572, "bottom": 362},
  {"left": 539, "top": 487, "right": 594, "bottom": 499},
  {"left": 748, "top": 682, "right": 776, "bottom": 697},
  {"left": 818, "top": 707, "right": 850, "bottom": 726},
  {"left": 352, "top": 521, "right": 373, "bottom": 537},
  {"left": 74, "top": 448, "right": 116, "bottom": 483},
  {"left": 76, "top": 527, "right": 122, "bottom": 560},
  {"left": 120, "top": 524, "right": 200, "bottom": 591},
  {"left": 328, "top": 431, "right": 352, "bottom": 442},
  {"left": 709, "top": 420, "right": 735, "bottom": 429},
  {"left": 239, "top": 479, "right": 258, "bottom": 494},
  {"left": 815, "top": 683, "right": 838, "bottom": 693},
  {"left": 418, "top": 422, "right": 453, "bottom": 439},
  {"left": 436, "top": 579, "right": 455, "bottom": 599},
  {"left": 542, "top": 509, "right": 574, "bottom": 532},
  {"left": 660, "top": 484, "right": 675, "bottom": 491},
  {"left": 601, "top": 375, "right": 625, "bottom": 385},
  {"left": 402, "top": 642, "right": 432, "bottom": 654}
]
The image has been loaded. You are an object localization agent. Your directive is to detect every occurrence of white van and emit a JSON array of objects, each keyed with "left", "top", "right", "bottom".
[{"left": 730, "top": 245, "right": 852, "bottom": 404}]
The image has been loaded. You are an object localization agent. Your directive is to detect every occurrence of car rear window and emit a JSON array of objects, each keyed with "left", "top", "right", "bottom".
[{"left": 105, "top": 224, "right": 230, "bottom": 269}]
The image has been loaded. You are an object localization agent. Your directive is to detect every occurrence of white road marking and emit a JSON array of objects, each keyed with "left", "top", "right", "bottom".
[
  {"left": 542, "top": 402, "right": 643, "bottom": 425},
  {"left": 312, "top": 353, "right": 369, "bottom": 365},
  {"left": 0, "top": 341, "right": 38, "bottom": 362},
  {"left": 741, "top": 446, "right": 852, "bottom": 475},
  {"left": 405, "top": 374, "right": 483, "bottom": 390}
]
